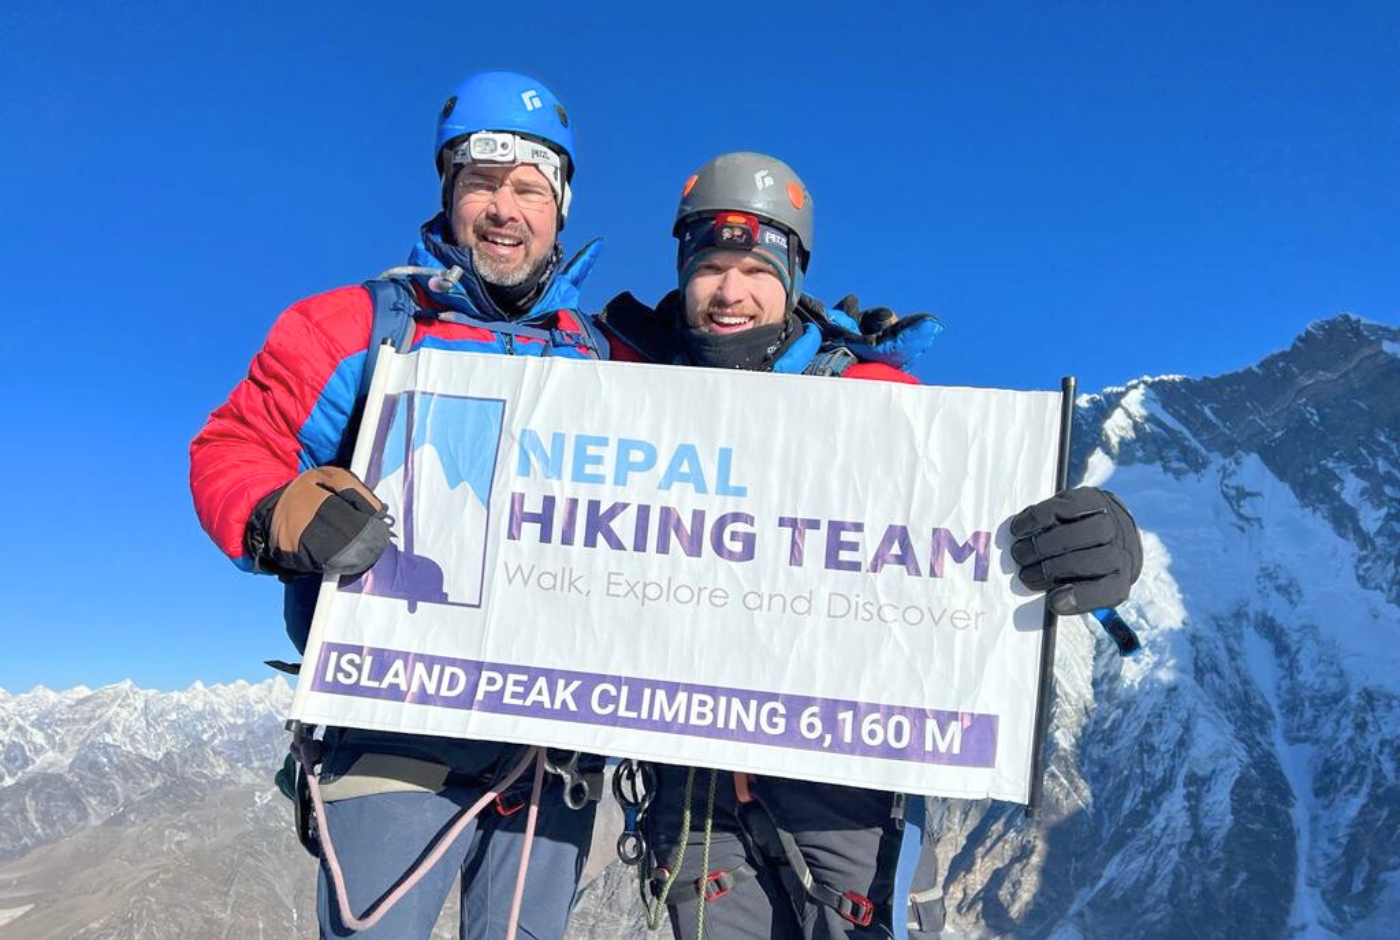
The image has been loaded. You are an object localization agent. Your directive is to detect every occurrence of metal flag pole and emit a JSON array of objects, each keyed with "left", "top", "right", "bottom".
[{"left": 1025, "top": 375, "right": 1076, "bottom": 817}]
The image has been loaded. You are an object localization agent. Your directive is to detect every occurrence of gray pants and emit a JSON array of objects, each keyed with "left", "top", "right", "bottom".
[{"left": 643, "top": 766, "right": 944, "bottom": 940}]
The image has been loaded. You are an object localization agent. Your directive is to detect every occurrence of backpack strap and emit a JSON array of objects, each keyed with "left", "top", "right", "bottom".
[
  {"left": 802, "top": 346, "right": 857, "bottom": 377},
  {"left": 560, "top": 308, "right": 612, "bottom": 361},
  {"left": 432, "top": 308, "right": 606, "bottom": 357},
  {"left": 360, "top": 278, "right": 419, "bottom": 401},
  {"left": 333, "top": 278, "right": 418, "bottom": 468},
  {"left": 337, "top": 277, "right": 607, "bottom": 468},
  {"left": 361, "top": 275, "right": 607, "bottom": 395}
]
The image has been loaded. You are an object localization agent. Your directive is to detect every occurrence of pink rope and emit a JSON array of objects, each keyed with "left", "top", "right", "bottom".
[
  {"left": 504, "top": 751, "right": 548, "bottom": 940},
  {"left": 308, "top": 745, "right": 542, "bottom": 933}
]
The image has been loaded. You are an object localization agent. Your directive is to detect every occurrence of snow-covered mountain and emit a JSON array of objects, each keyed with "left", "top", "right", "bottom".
[
  {"left": 926, "top": 314, "right": 1399, "bottom": 940},
  {"left": 0, "top": 679, "right": 290, "bottom": 861},
  {"left": 0, "top": 679, "right": 303, "bottom": 938},
  {"left": 1, "top": 313, "right": 1395, "bottom": 939},
  {"left": 0, "top": 676, "right": 622, "bottom": 940}
]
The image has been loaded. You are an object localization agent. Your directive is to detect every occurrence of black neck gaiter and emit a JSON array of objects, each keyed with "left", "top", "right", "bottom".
[{"left": 681, "top": 313, "right": 799, "bottom": 371}]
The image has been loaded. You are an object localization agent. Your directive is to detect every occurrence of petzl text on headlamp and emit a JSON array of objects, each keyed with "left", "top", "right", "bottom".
[{"left": 449, "top": 131, "right": 565, "bottom": 204}]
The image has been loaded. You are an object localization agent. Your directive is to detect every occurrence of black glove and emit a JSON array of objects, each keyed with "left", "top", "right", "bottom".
[
  {"left": 835, "top": 294, "right": 899, "bottom": 336},
  {"left": 1010, "top": 487, "right": 1143, "bottom": 616},
  {"left": 795, "top": 293, "right": 857, "bottom": 339},
  {"left": 244, "top": 466, "right": 393, "bottom": 576}
]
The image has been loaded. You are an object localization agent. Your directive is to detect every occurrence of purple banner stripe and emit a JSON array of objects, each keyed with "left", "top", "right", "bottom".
[{"left": 310, "top": 642, "right": 997, "bottom": 768}]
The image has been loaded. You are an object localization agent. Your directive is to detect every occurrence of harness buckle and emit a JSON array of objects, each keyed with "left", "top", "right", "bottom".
[
  {"left": 494, "top": 791, "right": 527, "bottom": 817},
  {"left": 838, "top": 891, "right": 875, "bottom": 927},
  {"left": 550, "top": 328, "right": 591, "bottom": 351},
  {"left": 702, "top": 869, "right": 735, "bottom": 903}
]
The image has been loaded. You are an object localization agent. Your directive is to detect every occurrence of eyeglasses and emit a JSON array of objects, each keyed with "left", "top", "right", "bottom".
[{"left": 454, "top": 173, "right": 556, "bottom": 208}]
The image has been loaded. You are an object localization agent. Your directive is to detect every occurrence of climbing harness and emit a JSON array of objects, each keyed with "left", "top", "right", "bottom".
[
  {"left": 631, "top": 769, "right": 917, "bottom": 936},
  {"left": 637, "top": 765, "right": 722, "bottom": 935},
  {"left": 287, "top": 722, "right": 574, "bottom": 940}
]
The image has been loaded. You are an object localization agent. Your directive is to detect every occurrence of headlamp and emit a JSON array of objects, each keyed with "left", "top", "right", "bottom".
[
  {"left": 453, "top": 131, "right": 564, "bottom": 173},
  {"left": 467, "top": 132, "right": 515, "bottom": 160},
  {"left": 449, "top": 131, "right": 569, "bottom": 217},
  {"left": 713, "top": 212, "right": 760, "bottom": 248}
]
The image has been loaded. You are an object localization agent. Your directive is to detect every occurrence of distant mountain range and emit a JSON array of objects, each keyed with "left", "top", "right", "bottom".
[{"left": 2, "top": 314, "right": 1395, "bottom": 939}]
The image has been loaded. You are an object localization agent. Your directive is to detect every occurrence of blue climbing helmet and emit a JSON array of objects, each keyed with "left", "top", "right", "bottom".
[{"left": 434, "top": 71, "right": 576, "bottom": 224}]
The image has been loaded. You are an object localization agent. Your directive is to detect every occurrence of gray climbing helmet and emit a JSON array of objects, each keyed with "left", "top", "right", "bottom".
[{"left": 673, "top": 152, "right": 814, "bottom": 299}]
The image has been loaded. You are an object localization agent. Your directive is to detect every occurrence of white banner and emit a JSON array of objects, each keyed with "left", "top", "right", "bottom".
[{"left": 289, "top": 350, "right": 1063, "bottom": 803}]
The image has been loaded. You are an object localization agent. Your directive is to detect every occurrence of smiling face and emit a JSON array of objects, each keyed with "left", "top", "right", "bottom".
[
  {"left": 449, "top": 163, "right": 559, "bottom": 286},
  {"left": 681, "top": 250, "right": 789, "bottom": 334}
]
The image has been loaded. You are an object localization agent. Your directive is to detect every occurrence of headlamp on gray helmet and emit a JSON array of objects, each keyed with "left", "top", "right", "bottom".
[{"left": 673, "top": 152, "right": 814, "bottom": 303}]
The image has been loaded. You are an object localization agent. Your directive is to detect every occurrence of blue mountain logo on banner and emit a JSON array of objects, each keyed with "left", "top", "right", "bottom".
[{"left": 341, "top": 391, "right": 506, "bottom": 610}]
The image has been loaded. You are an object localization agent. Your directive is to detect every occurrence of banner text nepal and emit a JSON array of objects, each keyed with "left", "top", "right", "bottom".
[{"left": 505, "top": 430, "right": 993, "bottom": 580}]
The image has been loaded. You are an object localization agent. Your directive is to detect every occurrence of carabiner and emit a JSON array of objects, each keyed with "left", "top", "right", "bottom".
[
  {"left": 545, "top": 751, "right": 592, "bottom": 810},
  {"left": 617, "top": 828, "right": 648, "bottom": 866},
  {"left": 612, "top": 759, "right": 656, "bottom": 813},
  {"left": 613, "top": 759, "right": 656, "bottom": 866}
]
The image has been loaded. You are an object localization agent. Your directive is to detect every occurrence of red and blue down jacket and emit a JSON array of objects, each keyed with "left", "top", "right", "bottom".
[
  {"left": 189, "top": 230, "right": 604, "bottom": 774},
  {"left": 190, "top": 237, "right": 604, "bottom": 579}
]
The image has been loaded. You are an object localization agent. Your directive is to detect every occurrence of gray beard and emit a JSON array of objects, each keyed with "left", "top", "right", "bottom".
[{"left": 471, "top": 245, "right": 547, "bottom": 288}]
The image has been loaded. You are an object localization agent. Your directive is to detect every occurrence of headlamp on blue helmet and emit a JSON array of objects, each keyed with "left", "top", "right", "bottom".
[
  {"left": 435, "top": 71, "right": 576, "bottom": 224},
  {"left": 446, "top": 131, "right": 570, "bottom": 217}
]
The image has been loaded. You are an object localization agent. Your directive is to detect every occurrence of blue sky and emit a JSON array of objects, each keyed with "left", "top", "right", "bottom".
[{"left": 1, "top": 1, "right": 1395, "bottom": 692}]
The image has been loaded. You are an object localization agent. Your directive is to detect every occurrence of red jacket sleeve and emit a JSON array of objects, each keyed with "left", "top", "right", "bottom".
[
  {"left": 189, "top": 286, "right": 374, "bottom": 566},
  {"left": 842, "top": 361, "right": 921, "bottom": 385}
]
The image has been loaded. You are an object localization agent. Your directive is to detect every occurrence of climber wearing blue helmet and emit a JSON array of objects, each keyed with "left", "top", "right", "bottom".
[
  {"left": 430, "top": 70, "right": 586, "bottom": 308},
  {"left": 191, "top": 70, "right": 606, "bottom": 940}
]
